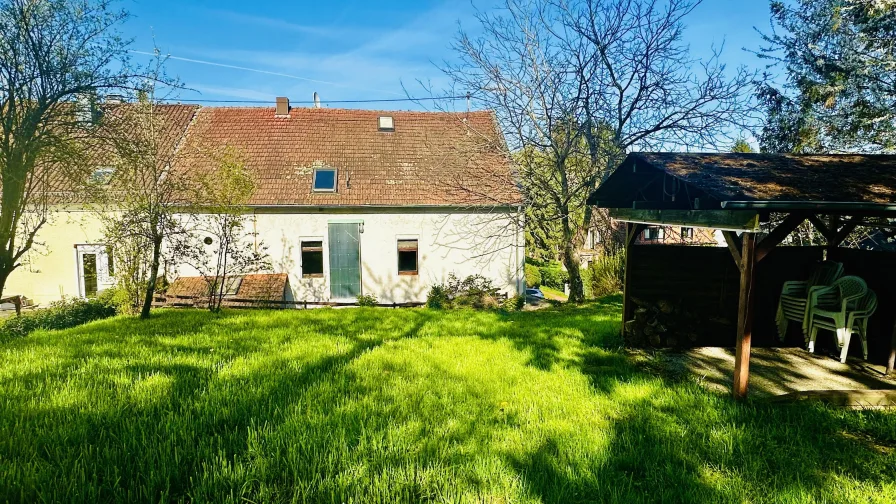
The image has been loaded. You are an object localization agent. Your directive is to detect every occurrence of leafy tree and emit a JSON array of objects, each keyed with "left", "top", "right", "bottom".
[
  {"left": 442, "top": 0, "right": 756, "bottom": 302},
  {"left": 731, "top": 138, "right": 755, "bottom": 153},
  {"left": 0, "top": 0, "right": 134, "bottom": 298},
  {"left": 756, "top": 0, "right": 896, "bottom": 152},
  {"left": 97, "top": 55, "right": 192, "bottom": 318},
  {"left": 177, "top": 148, "right": 271, "bottom": 312}
]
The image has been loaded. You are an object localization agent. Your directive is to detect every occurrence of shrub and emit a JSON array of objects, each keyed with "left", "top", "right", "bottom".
[
  {"left": 357, "top": 294, "right": 379, "bottom": 307},
  {"left": 539, "top": 265, "right": 568, "bottom": 290},
  {"left": 587, "top": 252, "right": 625, "bottom": 298},
  {"left": 426, "top": 284, "right": 450, "bottom": 309},
  {"left": 0, "top": 296, "right": 117, "bottom": 341},
  {"left": 427, "top": 273, "right": 502, "bottom": 310},
  {"left": 524, "top": 263, "right": 542, "bottom": 288},
  {"left": 502, "top": 294, "right": 525, "bottom": 312}
]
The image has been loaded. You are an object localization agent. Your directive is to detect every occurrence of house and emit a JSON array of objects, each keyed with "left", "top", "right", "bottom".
[{"left": 6, "top": 98, "right": 524, "bottom": 305}]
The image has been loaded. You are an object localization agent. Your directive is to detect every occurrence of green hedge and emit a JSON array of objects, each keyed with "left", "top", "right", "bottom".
[
  {"left": 524, "top": 264, "right": 542, "bottom": 287},
  {"left": 538, "top": 265, "right": 568, "bottom": 290},
  {"left": 0, "top": 295, "right": 117, "bottom": 342}
]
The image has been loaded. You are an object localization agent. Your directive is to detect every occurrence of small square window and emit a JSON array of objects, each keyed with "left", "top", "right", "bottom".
[
  {"left": 91, "top": 166, "right": 114, "bottom": 185},
  {"left": 681, "top": 227, "right": 694, "bottom": 239},
  {"left": 313, "top": 168, "right": 337, "bottom": 192},
  {"left": 301, "top": 241, "right": 324, "bottom": 278},
  {"left": 378, "top": 116, "right": 394, "bottom": 131},
  {"left": 397, "top": 239, "right": 418, "bottom": 275},
  {"left": 222, "top": 276, "right": 243, "bottom": 296}
]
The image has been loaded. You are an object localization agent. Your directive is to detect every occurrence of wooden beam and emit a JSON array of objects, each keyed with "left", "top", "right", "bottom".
[
  {"left": 756, "top": 214, "right": 806, "bottom": 263},
  {"left": 625, "top": 223, "right": 646, "bottom": 246},
  {"left": 733, "top": 232, "right": 757, "bottom": 399},
  {"left": 887, "top": 320, "right": 895, "bottom": 377},
  {"left": 631, "top": 200, "right": 692, "bottom": 210},
  {"left": 829, "top": 217, "right": 860, "bottom": 248},
  {"left": 807, "top": 214, "right": 835, "bottom": 241},
  {"left": 722, "top": 231, "right": 742, "bottom": 269},
  {"left": 609, "top": 208, "right": 760, "bottom": 232}
]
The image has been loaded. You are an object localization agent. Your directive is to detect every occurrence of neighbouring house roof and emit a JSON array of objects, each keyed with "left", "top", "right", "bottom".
[
  {"left": 37, "top": 104, "right": 201, "bottom": 203},
  {"left": 174, "top": 107, "right": 518, "bottom": 207},
  {"left": 590, "top": 152, "right": 896, "bottom": 210}
]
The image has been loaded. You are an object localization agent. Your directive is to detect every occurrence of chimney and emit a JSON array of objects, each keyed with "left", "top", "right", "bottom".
[
  {"left": 313, "top": 92, "right": 321, "bottom": 108},
  {"left": 275, "top": 96, "right": 290, "bottom": 117}
]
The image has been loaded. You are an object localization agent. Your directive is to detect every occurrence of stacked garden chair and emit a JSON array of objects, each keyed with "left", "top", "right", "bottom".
[
  {"left": 776, "top": 261, "right": 844, "bottom": 342},
  {"left": 807, "top": 276, "right": 875, "bottom": 363}
]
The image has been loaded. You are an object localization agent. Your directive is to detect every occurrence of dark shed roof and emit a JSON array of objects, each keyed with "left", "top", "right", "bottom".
[{"left": 590, "top": 152, "right": 896, "bottom": 207}]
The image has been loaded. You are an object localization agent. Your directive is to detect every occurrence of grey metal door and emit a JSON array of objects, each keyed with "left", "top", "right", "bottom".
[{"left": 328, "top": 223, "right": 361, "bottom": 299}]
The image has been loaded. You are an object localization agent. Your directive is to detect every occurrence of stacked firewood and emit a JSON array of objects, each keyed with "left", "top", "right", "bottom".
[{"left": 623, "top": 297, "right": 703, "bottom": 349}]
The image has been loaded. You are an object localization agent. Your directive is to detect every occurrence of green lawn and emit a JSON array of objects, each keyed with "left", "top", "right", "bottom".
[{"left": 1, "top": 298, "right": 895, "bottom": 503}]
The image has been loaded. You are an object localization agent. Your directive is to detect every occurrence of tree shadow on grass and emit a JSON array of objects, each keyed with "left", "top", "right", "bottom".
[
  {"left": 0, "top": 307, "right": 445, "bottom": 502},
  {"left": 3, "top": 301, "right": 895, "bottom": 502}
]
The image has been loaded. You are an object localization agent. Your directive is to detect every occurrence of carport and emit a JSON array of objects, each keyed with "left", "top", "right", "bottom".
[{"left": 589, "top": 153, "right": 896, "bottom": 398}]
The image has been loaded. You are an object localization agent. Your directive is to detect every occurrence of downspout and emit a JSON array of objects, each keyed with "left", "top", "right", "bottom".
[{"left": 516, "top": 204, "right": 523, "bottom": 296}]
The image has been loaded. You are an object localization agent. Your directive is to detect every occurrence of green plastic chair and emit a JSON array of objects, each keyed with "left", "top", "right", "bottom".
[
  {"left": 808, "top": 288, "right": 876, "bottom": 363},
  {"left": 775, "top": 261, "right": 844, "bottom": 341},
  {"left": 805, "top": 276, "right": 870, "bottom": 362}
]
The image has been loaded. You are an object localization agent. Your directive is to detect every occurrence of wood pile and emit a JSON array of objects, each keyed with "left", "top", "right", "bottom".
[{"left": 624, "top": 297, "right": 731, "bottom": 349}]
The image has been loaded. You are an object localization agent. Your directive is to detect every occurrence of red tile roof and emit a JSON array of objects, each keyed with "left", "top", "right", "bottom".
[{"left": 174, "top": 107, "right": 520, "bottom": 207}]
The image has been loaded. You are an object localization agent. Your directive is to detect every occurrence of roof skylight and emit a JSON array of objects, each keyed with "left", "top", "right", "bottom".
[{"left": 313, "top": 168, "right": 337, "bottom": 192}]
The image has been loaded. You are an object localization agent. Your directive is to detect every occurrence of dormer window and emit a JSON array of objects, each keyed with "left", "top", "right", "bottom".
[
  {"left": 312, "top": 168, "right": 337, "bottom": 192},
  {"left": 91, "top": 166, "right": 114, "bottom": 185},
  {"left": 378, "top": 116, "right": 394, "bottom": 131}
]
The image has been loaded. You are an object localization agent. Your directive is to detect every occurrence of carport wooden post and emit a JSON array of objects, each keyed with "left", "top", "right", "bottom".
[
  {"left": 733, "top": 232, "right": 756, "bottom": 399},
  {"left": 887, "top": 322, "right": 895, "bottom": 376}
]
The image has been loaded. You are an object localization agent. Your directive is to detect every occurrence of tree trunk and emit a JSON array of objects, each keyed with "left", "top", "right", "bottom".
[
  {"left": 140, "top": 236, "right": 163, "bottom": 319},
  {"left": 563, "top": 243, "right": 585, "bottom": 303},
  {"left": 0, "top": 266, "right": 11, "bottom": 302}
]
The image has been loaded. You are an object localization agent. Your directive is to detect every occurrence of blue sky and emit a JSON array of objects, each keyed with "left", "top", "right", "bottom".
[{"left": 121, "top": 0, "right": 777, "bottom": 110}]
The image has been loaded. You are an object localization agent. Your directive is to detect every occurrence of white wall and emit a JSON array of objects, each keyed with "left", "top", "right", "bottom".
[
  {"left": 8, "top": 208, "right": 524, "bottom": 306},
  {"left": 175, "top": 209, "right": 524, "bottom": 304}
]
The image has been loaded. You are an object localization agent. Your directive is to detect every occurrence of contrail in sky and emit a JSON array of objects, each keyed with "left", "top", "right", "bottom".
[{"left": 129, "top": 50, "right": 403, "bottom": 96}]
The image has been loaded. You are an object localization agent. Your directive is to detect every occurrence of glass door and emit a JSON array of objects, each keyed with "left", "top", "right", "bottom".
[
  {"left": 327, "top": 223, "right": 361, "bottom": 300},
  {"left": 75, "top": 245, "right": 114, "bottom": 298}
]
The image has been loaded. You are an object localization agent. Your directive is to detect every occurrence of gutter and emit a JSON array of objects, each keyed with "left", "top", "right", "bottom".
[{"left": 721, "top": 201, "right": 896, "bottom": 212}]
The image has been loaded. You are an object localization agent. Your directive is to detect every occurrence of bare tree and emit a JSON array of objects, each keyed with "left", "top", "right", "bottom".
[
  {"left": 0, "top": 0, "right": 134, "bottom": 298},
  {"left": 441, "top": 0, "right": 757, "bottom": 302},
  {"left": 176, "top": 147, "right": 271, "bottom": 312}
]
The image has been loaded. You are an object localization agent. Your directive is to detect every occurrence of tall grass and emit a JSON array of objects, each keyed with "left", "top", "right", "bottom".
[
  {"left": 587, "top": 252, "right": 625, "bottom": 298},
  {"left": 1, "top": 299, "right": 894, "bottom": 503}
]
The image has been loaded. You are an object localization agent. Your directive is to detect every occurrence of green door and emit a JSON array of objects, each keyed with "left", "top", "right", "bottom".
[{"left": 328, "top": 223, "right": 362, "bottom": 299}]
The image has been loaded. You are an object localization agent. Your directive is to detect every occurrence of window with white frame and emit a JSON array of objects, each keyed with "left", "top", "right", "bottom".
[{"left": 642, "top": 226, "right": 664, "bottom": 241}]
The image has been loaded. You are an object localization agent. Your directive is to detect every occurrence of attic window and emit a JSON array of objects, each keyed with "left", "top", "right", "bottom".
[
  {"left": 378, "top": 116, "right": 394, "bottom": 131},
  {"left": 312, "top": 168, "right": 337, "bottom": 192},
  {"left": 91, "top": 166, "right": 114, "bottom": 185}
]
